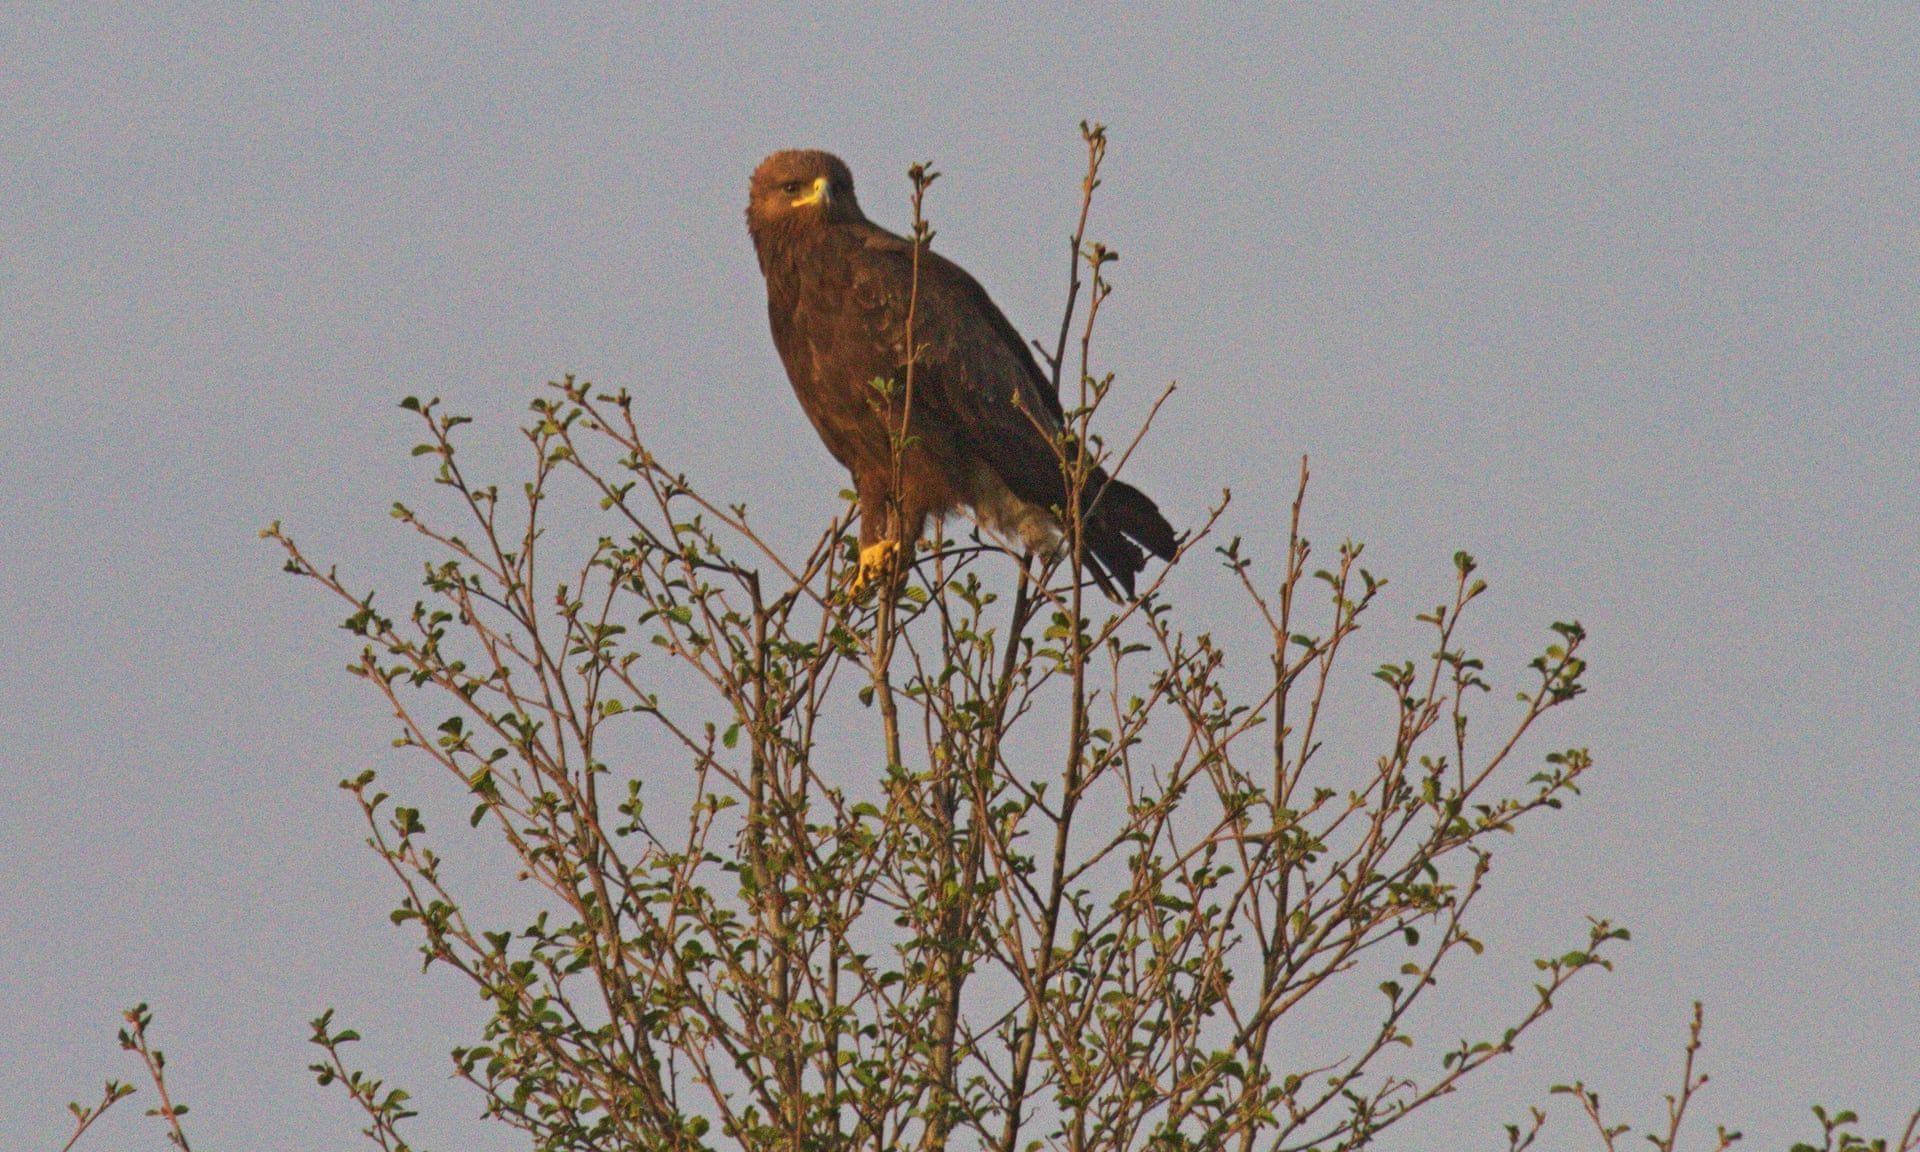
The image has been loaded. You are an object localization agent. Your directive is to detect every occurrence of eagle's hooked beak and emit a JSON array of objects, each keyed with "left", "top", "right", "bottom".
[{"left": 790, "top": 176, "right": 830, "bottom": 208}]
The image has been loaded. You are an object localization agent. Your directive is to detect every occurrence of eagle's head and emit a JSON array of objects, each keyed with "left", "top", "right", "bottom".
[{"left": 747, "top": 150, "right": 863, "bottom": 244}]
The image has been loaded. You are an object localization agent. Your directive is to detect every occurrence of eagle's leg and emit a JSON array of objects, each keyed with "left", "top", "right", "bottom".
[{"left": 847, "top": 476, "right": 930, "bottom": 599}]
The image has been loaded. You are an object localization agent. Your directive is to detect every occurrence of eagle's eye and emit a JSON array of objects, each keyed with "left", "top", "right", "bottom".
[{"left": 780, "top": 180, "right": 803, "bottom": 195}]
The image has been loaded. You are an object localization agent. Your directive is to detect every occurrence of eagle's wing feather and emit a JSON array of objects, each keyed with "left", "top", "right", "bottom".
[
  {"left": 849, "top": 230, "right": 1070, "bottom": 514},
  {"left": 844, "top": 225, "right": 1176, "bottom": 596}
]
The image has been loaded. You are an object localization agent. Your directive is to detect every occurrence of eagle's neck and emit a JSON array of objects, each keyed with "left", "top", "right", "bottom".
[
  {"left": 751, "top": 219, "right": 837, "bottom": 303},
  {"left": 751, "top": 198, "right": 870, "bottom": 273}
]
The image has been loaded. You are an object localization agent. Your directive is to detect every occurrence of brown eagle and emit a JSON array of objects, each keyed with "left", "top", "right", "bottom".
[{"left": 746, "top": 149, "right": 1176, "bottom": 597}]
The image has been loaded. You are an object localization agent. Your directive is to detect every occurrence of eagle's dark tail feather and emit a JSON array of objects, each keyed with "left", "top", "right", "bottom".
[{"left": 1082, "top": 474, "right": 1178, "bottom": 599}]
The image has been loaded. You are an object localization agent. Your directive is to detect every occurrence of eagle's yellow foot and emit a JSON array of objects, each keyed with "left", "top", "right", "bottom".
[{"left": 849, "top": 540, "right": 900, "bottom": 598}]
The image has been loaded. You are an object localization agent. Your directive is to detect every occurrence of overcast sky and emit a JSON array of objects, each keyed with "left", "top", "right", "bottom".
[{"left": 3, "top": 6, "right": 1916, "bottom": 1150}]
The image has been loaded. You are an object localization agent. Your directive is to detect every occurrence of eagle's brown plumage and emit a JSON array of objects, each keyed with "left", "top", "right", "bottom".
[{"left": 746, "top": 149, "right": 1176, "bottom": 597}]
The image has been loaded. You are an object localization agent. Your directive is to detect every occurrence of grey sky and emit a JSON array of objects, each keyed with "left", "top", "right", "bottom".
[{"left": 3, "top": 6, "right": 1915, "bottom": 1149}]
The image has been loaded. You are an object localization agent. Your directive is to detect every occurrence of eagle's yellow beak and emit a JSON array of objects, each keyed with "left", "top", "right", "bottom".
[{"left": 790, "top": 176, "right": 829, "bottom": 208}]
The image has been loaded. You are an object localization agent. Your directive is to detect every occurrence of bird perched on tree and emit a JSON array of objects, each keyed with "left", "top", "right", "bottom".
[{"left": 745, "top": 149, "right": 1176, "bottom": 597}]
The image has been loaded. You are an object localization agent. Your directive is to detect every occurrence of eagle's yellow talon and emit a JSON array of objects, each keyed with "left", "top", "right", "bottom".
[{"left": 850, "top": 540, "right": 900, "bottom": 597}]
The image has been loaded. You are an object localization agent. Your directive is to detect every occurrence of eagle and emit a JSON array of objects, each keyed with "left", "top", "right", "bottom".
[{"left": 746, "top": 149, "right": 1176, "bottom": 597}]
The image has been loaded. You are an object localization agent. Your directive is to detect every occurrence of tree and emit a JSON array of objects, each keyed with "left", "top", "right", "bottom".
[
  {"left": 52, "top": 127, "right": 1920, "bottom": 1152},
  {"left": 270, "top": 124, "right": 1610, "bottom": 1152}
]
